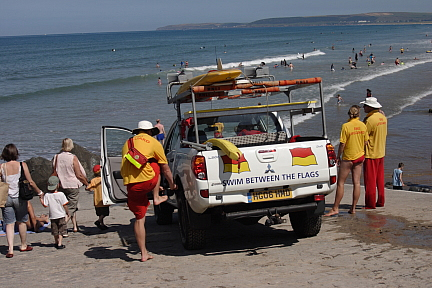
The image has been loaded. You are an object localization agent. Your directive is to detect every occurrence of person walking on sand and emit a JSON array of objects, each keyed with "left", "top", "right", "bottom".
[
  {"left": 86, "top": 164, "right": 110, "bottom": 230},
  {"left": 40, "top": 176, "right": 69, "bottom": 249},
  {"left": 392, "top": 163, "right": 404, "bottom": 190},
  {"left": 154, "top": 119, "right": 165, "bottom": 145},
  {"left": 1, "top": 144, "right": 44, "bottom": 258},
  {"left": 360, "top": 97, "right": 388, "bottom": 209},
  {"left": 325, "top": 105, "right": 369, "bottom": 216},
  {"left": 53, "top": 138, "right": 88, "bottom": 236},
  {"left": 121, "top": 120, "right": 176, "bottom": 262}
]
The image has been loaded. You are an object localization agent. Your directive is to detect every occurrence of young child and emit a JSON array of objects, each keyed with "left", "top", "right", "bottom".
[
  {"left": 392, "top": 163, "right": 404, "bottom": 190},
  {"left": 40, "top": 176, "right": 69, "bottom": 249},
  {"left": 86, "top": 165, "right": 110, "bottom": 230}
]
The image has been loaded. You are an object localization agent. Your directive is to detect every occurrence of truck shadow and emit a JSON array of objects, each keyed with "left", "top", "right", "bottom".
[
  {"left": 145, "top": 213, "right": 299, "bottom": 257},
  {"left": 84, "top": 213, "right": 300, "bottom": 261}
]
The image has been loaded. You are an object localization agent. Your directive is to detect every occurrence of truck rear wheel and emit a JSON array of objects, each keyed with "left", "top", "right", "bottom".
[
  {"left": 154, "top": 202, "right": 174, "bottom": 225},
  {"left": 177, "top": 190, "right": 206, "bottom": 250},
  {"left": 289, "top": 211, "right": 322, "bottom": 238}
]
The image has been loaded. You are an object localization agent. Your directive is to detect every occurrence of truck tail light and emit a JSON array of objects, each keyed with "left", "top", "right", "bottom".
[
  {"left": 326, "top": 143, "right": 336, "bottom": 167},
  {"left": 192, "top": 155, "right": 207, "bottom": 180},
  {"left": 314, "top": 194, "right": 325, "bottom": 201},
  {"left": 330, "top": 175, "right": 337, "bottom": 185},
  {"left": 200, "top": 189, "right": 209, "bottom": 198}
]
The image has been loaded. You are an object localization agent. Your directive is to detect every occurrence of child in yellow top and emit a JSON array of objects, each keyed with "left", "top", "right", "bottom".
[{"left": 86, "top": 165, "right": 110, "bottom": 230}]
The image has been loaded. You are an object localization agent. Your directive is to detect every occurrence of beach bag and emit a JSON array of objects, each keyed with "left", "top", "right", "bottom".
[
  {"left": 124, "top": 137, "right": 148, "bottom": 169},
  {"left": 18, "top": 162, "right": 33, "bottom": 201},
  {"left": 0, "top": 164, "right": 9, "bottom": 208},
  {"left": 0, "top": 182, "right": 8, "bottom": 207},
  {"left": 51, "top": 154, "right": 59, "bottom": 177}
]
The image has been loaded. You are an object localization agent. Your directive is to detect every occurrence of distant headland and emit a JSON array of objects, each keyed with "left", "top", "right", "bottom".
[{"left": 156, "top": 12, "right": 432, "bottom": 30}]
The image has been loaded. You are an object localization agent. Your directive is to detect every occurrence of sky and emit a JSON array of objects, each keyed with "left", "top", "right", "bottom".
[{"left": 1, "top": 0, "right": 431, "bottom": 36}]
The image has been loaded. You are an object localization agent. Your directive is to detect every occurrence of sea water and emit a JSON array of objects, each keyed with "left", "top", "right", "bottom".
[{"left": 1, "top": 25, "right": 431, "bottom": 184}]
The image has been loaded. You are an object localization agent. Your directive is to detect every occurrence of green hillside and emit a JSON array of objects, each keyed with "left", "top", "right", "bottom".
[{"left": 157, "top": 12, "right": 432, "bottom": 30}]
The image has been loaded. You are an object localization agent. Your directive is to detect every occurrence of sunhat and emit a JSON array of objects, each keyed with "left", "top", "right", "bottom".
[
  {"left": 93, "top": 164, "right": 101, "bottom": 173},
  {"left": 132, "top": 120, "right": 160, "bottom": 136},
  {"left": 360, "top": 97, "right": 382, "bottom": 108},
  {"left": 47, "top": 176, "right": 60, "bottom": 191}
]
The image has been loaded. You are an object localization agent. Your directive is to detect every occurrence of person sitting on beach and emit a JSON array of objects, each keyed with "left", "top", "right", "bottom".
[
  {"left": 325, "top": 105, "right": 369, "bottom": 216},
  {"left": 26, "top": 201, "right": 50, "bottom": 232},
  {"left": 86, "top": 165, "right": 109, "bottom": 230},
  {"left": 40, "top": 176, "right": 69, "bottom": 249}
]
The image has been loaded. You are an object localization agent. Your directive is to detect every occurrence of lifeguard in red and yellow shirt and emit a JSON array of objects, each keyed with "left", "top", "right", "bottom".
[
  {"left": 360, "top": 97, "right": 388, "bottom": 209},
  {"left": 121, "top": 120, "right": 177, "bottom": 262},
  {"left": 326, "top": 105, "right": 369, "bottom": 216}
]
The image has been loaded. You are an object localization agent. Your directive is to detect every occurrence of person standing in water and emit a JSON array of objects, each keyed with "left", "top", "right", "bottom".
[{"left": 392, "top": 163, "right": 404, "bottom": 190}]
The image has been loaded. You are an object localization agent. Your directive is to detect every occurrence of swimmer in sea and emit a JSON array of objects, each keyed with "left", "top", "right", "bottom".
[
  {"left": 331, "top": 63, "right": 335, "bottom": 71},
  {"left": 157, "top": 77, "right": 162, "bottom": 85},
  {"left": 336, "top": 94, "right": 343, "bottom": 105}
]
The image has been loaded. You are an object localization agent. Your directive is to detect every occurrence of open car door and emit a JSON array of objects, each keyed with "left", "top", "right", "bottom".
[{"left": 101, "top": 126, "right": 132, "bottom": 205}]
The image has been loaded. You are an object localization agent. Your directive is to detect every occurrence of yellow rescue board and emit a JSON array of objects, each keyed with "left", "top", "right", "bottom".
[
  {"left": 205, "top": 138, "right": 242, "bottom": 161},
  {"left": 177, "top": 69, "right": 242, "bottom": 95}
]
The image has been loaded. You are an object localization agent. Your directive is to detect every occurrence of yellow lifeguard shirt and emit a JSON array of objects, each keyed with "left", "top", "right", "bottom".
[
  {"left": 364, "top": 110, "right": 387, "bottom": 159},
  {"left": 340, "top": 118, "right": 369, "bottom": 160},
  {"left": 121, "top": 133, "right": 168, "bottom": 185}
]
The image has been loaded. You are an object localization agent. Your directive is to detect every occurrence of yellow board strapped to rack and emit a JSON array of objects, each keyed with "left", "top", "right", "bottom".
[{"left": 205, "top": 138, "right": 242, "bottom": 161}]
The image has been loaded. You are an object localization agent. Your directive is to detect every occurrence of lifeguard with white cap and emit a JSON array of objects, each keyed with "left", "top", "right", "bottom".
[
  {"left": 120, "top": 120, "right": 177, "bottom": 262},
  {"left": 359, "top": 97, "right": 387, "bottom": 209}
]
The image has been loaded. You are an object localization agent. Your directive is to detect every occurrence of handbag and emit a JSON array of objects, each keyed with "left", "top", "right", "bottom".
[
  {"left": 124, "top": 137, "right": 148, "bottom": 169},
  {"left": 0, "top": 164, "right": 9, "bottom": 208},
  {"left": 51, "top": 154, "right": 58, "bottom": 177},
  {"left": 19, "top": 162, "right": 33, "bottom": 201}
]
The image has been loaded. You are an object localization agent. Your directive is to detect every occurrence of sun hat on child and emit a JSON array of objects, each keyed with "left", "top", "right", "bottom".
[
  {"left": 47, "top": 176, "right": 60, "bottom": 191},
  {"left": 360, "top": 97, "right": 382, "bottom": 108}
]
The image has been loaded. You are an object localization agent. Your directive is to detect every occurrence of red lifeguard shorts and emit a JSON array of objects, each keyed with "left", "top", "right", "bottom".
[
  {"left": 351, "top": 155, "right": 365, "bottom": 165},
  {"left": 127, "top": 162, "right": 160, "bottom": 220}
]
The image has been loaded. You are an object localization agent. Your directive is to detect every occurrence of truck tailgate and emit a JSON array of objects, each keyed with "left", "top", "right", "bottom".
[{"left": 205, "top": 140, "right": 331, "bottom": 195}]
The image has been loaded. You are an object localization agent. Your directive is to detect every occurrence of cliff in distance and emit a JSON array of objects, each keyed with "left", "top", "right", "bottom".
[{"left": 157, "top": 12, "right": 432, "bottom": 30}]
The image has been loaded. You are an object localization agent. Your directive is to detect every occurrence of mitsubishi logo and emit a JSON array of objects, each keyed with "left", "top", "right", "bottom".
[{"left": 265, "top": 164, "right": 275, "bottom": 173}]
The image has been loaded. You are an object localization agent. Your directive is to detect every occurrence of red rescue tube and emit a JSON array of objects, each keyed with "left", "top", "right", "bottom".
[{"left": 236, "top": 77, "right": 322, "bottom": 89}]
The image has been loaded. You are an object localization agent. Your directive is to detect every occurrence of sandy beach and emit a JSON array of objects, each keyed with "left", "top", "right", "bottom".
[{"left": 1, "top": 184, "right": 431, "bottom": 287}]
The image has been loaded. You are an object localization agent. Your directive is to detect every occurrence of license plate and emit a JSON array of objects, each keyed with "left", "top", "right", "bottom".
[{"left": 247, "top": 188, "right": 292, "bottom": 203}]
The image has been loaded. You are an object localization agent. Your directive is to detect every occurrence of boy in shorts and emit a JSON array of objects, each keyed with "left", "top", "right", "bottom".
[
  {"left": 86, "top": 165, "right": 109, "bottom": 230},
  {"left": 40, "top": 176, "right": 69, "bottom": 249}
]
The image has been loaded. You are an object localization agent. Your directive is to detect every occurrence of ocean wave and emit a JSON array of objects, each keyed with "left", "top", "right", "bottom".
[
  {"left": 386, "top": 88, "right": 432, "bottom": 119},
  {"left": 185, "top": 50, "right": 326, "bottom": 71},
  {"left": 0, "top": 74, "right": 152, "bottom": 100}
]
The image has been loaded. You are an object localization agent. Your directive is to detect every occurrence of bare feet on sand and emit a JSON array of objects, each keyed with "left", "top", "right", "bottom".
[
  {"left": 140, "top": 253, "right": 154, "bottom": 262},
  {"left": 348, "top": 209, "right": 356, "bottom": 214},
  {"left": 324, "top": 209, "right": 339, "bottom": 217}
]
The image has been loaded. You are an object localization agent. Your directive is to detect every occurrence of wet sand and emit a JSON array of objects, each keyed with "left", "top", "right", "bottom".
[{"left": 1, "top": 185, "right": 431, "bottom": 287}]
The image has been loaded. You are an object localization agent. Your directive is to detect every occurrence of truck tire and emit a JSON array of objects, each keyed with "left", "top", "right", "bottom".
[
  {"left": 289, "top": 211, "right": 322, "bottom": 238},
  {"left": 154, "top": 202, "right": 174, "bottom": 225},
  {"left": 177, "top": 190, "right": 206, "bottom": 250}
]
